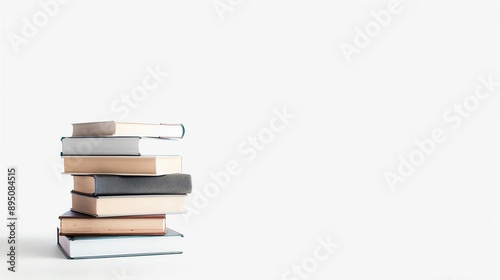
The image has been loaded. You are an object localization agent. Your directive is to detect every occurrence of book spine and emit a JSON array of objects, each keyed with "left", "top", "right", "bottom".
[{"left": 94, "top": 174, "right": 192, "bottom": 195}]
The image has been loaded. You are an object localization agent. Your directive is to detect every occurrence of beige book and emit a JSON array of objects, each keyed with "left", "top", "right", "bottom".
[
  {"left": 72, "top": 121, "right": 184, "bottom": 138},
  {"left": 63, "top": 156, "right": 181, "bottom": 175},
  {"left": 71, "top": 192, "right": 186, "bottom": 217}
]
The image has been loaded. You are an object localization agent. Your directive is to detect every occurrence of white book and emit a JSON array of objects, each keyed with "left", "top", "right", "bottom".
[
  {"left": 57, "top": 228, "right": 183, "bottom": 259},
  {"left": 61, "top": 137, "right": 181, "bottom": 156}
]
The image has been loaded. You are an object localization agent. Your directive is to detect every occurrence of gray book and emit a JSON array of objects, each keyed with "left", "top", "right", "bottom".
[{"left": 73, "top": 174, "right": 192, "bottom": 196}]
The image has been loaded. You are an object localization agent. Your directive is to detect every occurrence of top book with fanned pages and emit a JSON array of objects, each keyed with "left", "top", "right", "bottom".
[{"left": 72, "top": 121, "right": 185, "bottom": 138}]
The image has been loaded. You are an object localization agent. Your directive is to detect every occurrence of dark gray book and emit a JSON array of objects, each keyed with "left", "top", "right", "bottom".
[{"left": 73, "top": 174, "right": 192, "bottom": 196}]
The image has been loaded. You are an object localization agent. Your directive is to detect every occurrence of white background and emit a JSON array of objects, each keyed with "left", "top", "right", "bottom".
[{"left": 1, "top": 0, "right": 499, "bottom": 279}]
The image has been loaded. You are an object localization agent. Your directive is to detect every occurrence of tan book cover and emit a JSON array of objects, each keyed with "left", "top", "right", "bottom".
[
  {"left": 71, "top": 121, "right": 184, "bottom": 138},
  {"left": 58, "top": 210, "right": 166, "bottom": 236},
  {"left": 63, "top": 156, "right": 182, "bottom": 175},
  {"left": 71, "top": 192, "right": 187, "bottom": 217}
]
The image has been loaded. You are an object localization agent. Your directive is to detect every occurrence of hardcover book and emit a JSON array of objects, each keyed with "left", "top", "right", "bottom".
[
  {"left": 73, "top": 174, "right": 192, "bottom": 196},
  {"left": 57, "top": 120, "right": 190, "bottom": 260},
  {"left": 58, "top": 210, "right": 166, "bottom": 236},
  {"left": 61, "top": 136, "right": 181, "bottom": 156},
  {"left": 71, "top": 192, "right": 186, "bottom": 217},
  {"left": 72, "top": 121, "right": 184, "bottom": 138},
  {"left": 57, "top": 228, "right": 183, "bottom": 259},
  {"left": 63, "top": 156, "right": 182, "bottom": 175}
]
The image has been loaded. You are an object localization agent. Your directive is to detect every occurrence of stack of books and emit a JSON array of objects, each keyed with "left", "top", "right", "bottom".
[{"left": 56, "top": 121, "right": 192, "bottom": 259}]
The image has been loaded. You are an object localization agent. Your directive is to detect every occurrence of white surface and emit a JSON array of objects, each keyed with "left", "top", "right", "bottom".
[{"left": 1, "top": 0, "right": 499, "bottom": 279}]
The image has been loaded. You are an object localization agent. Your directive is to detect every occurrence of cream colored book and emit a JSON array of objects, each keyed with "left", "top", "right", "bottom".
[
  {"left": 71, "top": 192, "right": 186, "bottom": 217},
  {"left": 63, "top": 156, "right": 182, "bottom": 175}
]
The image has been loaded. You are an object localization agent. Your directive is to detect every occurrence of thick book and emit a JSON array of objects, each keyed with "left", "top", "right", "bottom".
[
  {"left": 71, "top": 192, "right": 186, "bottom": 217},
  {"left": 73, "top": 174, "right": 192, "bottom": 196},
  {"left": 57, "top": 228, "right": 183, "bottom": 259},
  {"left": 72, "top": 121, "right": 184, "bottom": 138},
  {"left": 63, "top": 156, "right": 182, "bottom": 175},
  {"left": 61, "top": 137, "right": 181, "bottom": 156},
  {"left": 58, "top": 210, "right": 166, "bottom": 236}
]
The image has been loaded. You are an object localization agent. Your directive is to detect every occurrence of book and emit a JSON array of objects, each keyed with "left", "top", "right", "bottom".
[
  {"left": 58, "top": 210, "right": 166, "bottom": 236},
  {"left": 57, "top": 228, "right": 183, "bottom": 259},
  {"left": 63, "top": 156, "right": 182, "bottom": 175},
  {"left": 61, "top": 137, "right": 181, "bottom": 156},
  {"left": 71, "top": 192, "right": 186, "bottom": 217},
  {"left": 73, "top": 174, "right": 192, "bottom": 196},
  {"left": 72, "top": 121, "right": 184, "bottom": 138}
]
